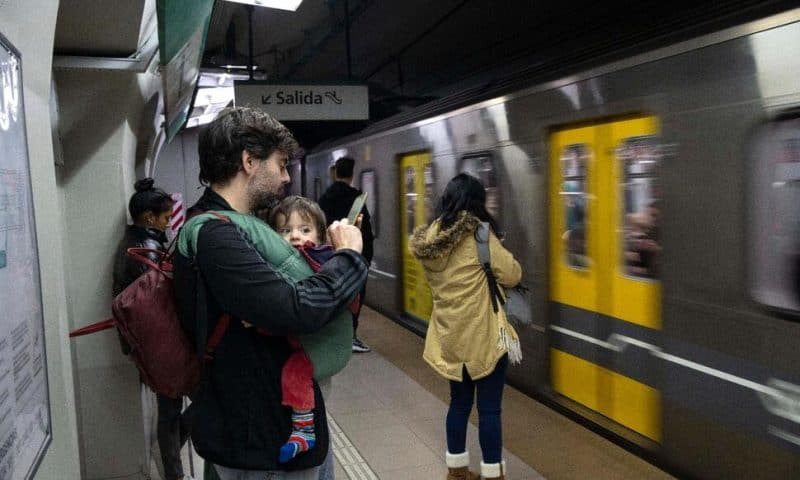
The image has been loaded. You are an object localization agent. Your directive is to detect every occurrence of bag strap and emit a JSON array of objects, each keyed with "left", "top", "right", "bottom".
[
  {"left": 476, "top": 222, "right": 505, "bottom": 314},
  {"left": 205, "top": 314, "right": 232, "bottom": 361},
  {"left": 126, "top": 248, "right": 166, "bottom": 271},
  {"left": 69, "top": 318, "right": 115, "bottom": 338},
  {"left": 195, "top": 211, "right": 233, "bottom": 365},
  {"left": 164, "top": 231, "right": 180, "bottom": 261},
  {"left": 207, "top": 211, "right": 230, "bottom": 222}
]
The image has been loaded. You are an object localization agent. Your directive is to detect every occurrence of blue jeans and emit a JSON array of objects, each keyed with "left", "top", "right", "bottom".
[
  {"left": 446, "top": 355, "right": 508, "bottom": 464},
  {"left": 317, "top": 447, "right": 334, "bottom": 480},
  {"left": 213, "top": 464, "right": 320, "bottom": 480}
]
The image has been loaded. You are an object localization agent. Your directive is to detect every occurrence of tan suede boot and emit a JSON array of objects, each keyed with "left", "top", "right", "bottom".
[
  {"left": 446, "top": 452, "right": 479, "bottom": 480},
  {"left": 480, "top": 460, "right": 506, "bottom": 480},
  {"left": 447, "top": 466, "right": 480, "bottom": 480}
]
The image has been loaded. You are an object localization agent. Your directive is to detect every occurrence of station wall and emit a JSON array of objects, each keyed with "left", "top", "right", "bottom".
[{"left": 0, "top": 0, "right": 82, "bottom": 478}]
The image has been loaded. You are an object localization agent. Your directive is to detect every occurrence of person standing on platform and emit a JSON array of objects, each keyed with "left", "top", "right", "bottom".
[
  {"left": 318, "top": 156, "right": 375, "bottom": 353},
  {"left": 409, "top": 173, "right": 522, "bottom": 480},
  {"left": 173, "top": 107, "right": 368, "bottom": 480},
  {"left": 112, "top": 178, "right": 192, "bottom": 480}
]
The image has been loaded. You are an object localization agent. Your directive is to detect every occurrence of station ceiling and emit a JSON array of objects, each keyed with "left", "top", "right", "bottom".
[
  {"left": 203, "top": 1, "right": 795, "bottom": 116},
  {"left": 52, "top": 0, "right": 798, "bottom": 148}
]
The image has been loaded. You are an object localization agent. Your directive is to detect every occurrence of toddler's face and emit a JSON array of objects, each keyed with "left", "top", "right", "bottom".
[{"left": 276, "top": 211, "right": 320, "bottom": 247}]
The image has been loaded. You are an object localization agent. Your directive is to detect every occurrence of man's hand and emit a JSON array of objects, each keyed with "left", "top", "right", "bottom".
[{"left": 328, "top": 219, "right": 363, "bottom": 253}]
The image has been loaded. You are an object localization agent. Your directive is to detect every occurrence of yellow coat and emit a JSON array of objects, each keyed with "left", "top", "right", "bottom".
[{"left": 409, "top": 212, "right": 522, "bottom": 381}]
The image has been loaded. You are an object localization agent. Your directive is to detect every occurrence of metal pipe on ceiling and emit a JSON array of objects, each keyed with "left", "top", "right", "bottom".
[
  {"left": 248, "top": 5, "right": 255, "bottom": 80},
  {"left": 344, "top": 0, "right": 352, "bottom": 79}
]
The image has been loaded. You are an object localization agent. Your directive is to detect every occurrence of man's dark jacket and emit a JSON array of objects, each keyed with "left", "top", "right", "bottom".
[
  {"left": 318, "top": 181, "right": 374, "bottom": 264},
  {"left": 174, "top": 188, "right": 368, "bottom": 471}
]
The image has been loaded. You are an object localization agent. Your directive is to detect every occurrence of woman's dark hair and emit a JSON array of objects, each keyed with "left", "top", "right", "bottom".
[
  {"left": 128, "top": 178, "right": 173, "bottom": 221},
  {"left": 436, "top": 173, "right": 499, "bottom": 233},
  {"left": 267, "top": 195, "right": 328, "bottom": 244},
  {"left": 198, "top": 107, "right": 299, "bottom": 186}
]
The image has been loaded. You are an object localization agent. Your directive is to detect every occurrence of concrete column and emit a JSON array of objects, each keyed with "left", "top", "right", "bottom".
[{"left": 55, "top": 68, "right": 162, "bottom": 479}]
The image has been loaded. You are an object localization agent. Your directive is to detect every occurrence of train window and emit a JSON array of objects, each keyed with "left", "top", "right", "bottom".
[
  {"left": 424, "top": 163, "right": 436, "bottom": 224},
  {"left": 460, "top": 153, "right": 500, "bottom": 219},
  {"left": 404, "top": 166, "right": 417, "bottom": 234},
  {"left": 360, "top": 170, "right": 378, "bottom": 237},
  {"left": 560, "top": 144, "right": 590, "bottom": 268},
  {"left": 619, "top": 136, "right": 662, "bottom": 279},
  {"left": 313, "top": 177, "right": 321, "bottom": 202},
  {"left": 749, "top": 116, "right": 800, "bottom": 314}
]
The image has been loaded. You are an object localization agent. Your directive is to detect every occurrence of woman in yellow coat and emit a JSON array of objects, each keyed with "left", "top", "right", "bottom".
[{"left": 409, "top": 174, "right": 522, "bottom": 480}]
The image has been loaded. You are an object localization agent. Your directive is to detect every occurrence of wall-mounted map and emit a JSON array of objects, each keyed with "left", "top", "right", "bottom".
[{"left": 0, "top": 32, "right": 51, "bottom": 480}]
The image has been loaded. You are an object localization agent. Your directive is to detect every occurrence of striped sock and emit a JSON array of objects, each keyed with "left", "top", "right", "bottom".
[{"left": 279, "top": 411, "right": 316, "bottom": 463}]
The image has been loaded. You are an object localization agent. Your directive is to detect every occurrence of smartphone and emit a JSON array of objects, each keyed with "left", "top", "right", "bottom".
[{"left": 346, "top": 192, "right": 368, "bottom": 225}]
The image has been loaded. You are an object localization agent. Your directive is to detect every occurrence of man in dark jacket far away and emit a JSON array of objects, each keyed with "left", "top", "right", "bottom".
[
  {"left": 318, "top": 156, "right": 375, "bottom": 353},
  {"left": 173, "top": 107, "right": 368, "bottom": 479}
]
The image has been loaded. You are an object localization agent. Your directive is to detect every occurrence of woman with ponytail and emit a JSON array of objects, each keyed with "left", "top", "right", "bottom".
[{"left": 112, "top": 179, "right": 190, "bottom": 480}]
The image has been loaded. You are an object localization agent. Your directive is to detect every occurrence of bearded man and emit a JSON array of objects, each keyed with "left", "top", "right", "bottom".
[{"left": 174, "top": 107, "right": 367, "bottom": 479}]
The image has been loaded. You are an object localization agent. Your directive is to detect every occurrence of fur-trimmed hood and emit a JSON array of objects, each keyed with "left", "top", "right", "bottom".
[
  {"left": 408, "top": 210, "right": 524, "bottom": 380},
  {"left": 409, "top": 211, "right": 481, "bottom": 263}
]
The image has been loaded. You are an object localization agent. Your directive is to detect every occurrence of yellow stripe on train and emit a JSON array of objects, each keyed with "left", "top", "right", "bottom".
[{"left": 551, "top": 348, "right": 662, "bottom": 441}]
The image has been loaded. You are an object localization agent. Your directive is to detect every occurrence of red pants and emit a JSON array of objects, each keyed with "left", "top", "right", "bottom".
[{"left": 282, "top": 337, "right": 315, "bottom": 410}]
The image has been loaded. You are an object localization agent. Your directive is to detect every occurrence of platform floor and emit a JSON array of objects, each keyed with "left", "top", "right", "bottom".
[
  {"left": 162, "top": 306, "right": 675, "bottom": 480},
  {"left": 330, "top": 307, "right": 677, "bottom": 480}
]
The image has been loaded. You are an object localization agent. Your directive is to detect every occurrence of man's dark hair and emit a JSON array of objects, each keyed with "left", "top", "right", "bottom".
[
  {"left": 334, "top": 156, "right": 355, "bottom": 179},
  {"left": 198, "top": 107, "right": 299, "bottom": 185}
]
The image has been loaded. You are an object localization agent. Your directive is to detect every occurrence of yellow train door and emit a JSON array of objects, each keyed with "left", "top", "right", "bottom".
[
  {"left": 400, "top": 152, "right": 434, "bottom": 322},
  {"left": 549, "top": 116, "right": 662, "bottom": 442}
]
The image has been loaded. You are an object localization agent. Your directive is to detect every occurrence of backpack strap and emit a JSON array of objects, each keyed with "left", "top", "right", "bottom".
[
  {"left": 207, "top": 211, "right": 230, "bottom": 222},
  {"left": 126, "top": 248, "right": 168, "bottom": 273},
  {"left": 69, "top": 318, "right": 115, "bottom": 338},
  {"left": 204, "top": 314, "right": 232, "bottom": 361},
  {"left": 194, "top": 212, "right": 233, "bottom": 367},
  {"left": 475, "top": 222, "right": 505, "bottom": 314}
]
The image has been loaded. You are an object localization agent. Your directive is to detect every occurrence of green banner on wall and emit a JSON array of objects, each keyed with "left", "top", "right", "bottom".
[{"left": 156, "top": 0, "right": 215, "bottom": 141}]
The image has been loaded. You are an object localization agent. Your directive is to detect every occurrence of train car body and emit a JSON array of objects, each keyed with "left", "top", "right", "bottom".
[{"left": 306, "top": 11, "right": 800, "bottom": 479}]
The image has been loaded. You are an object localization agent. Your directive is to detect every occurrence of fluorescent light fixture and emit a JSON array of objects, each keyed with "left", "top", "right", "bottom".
[{"left": 223, "top": 0, "right": 303, "bottom": 11}]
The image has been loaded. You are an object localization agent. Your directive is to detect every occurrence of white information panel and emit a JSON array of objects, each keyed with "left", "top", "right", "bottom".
[
  {"left": 0, "top": 34, "right": 51, "bottom": 480},
  {"left": 234, "top": 82, "right": 369, "bottom": 121}
]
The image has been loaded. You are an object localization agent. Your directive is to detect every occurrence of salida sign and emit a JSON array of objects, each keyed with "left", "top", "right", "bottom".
[
  {"left": 234, "top": 83, "right": 368, "bottom": 121},
  {"left": 261, "top": 90, "right": 343, "bottom": 106}
]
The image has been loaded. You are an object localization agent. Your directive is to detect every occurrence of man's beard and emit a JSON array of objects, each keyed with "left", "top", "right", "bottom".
[{"left": 247, "top": 178, "right": 286, "bottom": 213}]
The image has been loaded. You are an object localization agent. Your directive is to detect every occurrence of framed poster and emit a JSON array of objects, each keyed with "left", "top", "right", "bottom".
[{"left": 0, "top": 33, "right": 52, "bottom": 480}]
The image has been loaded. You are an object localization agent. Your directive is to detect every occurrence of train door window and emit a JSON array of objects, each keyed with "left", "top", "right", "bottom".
[
  {"left": 460, "top": 153, "right": 500, "bottom": 218},
  {"left": 360, "top": 170, "right": 378, "bottom": 237},
  {"left": 424, "top": 162, "right": 436, "bottom": 224},
  {"left": 313, "top": 178, "right": 322, "bottom": 202},
  {"left": 404, "top": 167, "right": 417, "bottom": 234},
  {"left": 619, "top": 136, "right": 662, "bottom": 279},
  {"left": 749, "top": 115, "right": 800, "bottom": 314},
  {"left": 560, "top": 144, "right": 591, "bottom": 269}
]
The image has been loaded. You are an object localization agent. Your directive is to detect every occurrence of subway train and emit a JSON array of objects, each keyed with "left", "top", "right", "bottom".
[{"left": 301, "top": 11, "right": 800, "bottom": 480}]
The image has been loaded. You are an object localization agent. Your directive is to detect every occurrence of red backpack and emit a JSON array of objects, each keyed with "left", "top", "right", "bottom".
[{"left": 70, "top": 248, "right": 229, "bottom": 399}]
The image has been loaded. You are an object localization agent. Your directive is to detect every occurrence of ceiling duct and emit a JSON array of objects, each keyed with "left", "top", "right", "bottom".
[{"left": 52, "top": 0, "right": 159, "bottom": 72}]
